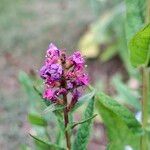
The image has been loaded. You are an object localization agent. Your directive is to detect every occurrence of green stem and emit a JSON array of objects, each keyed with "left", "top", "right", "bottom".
[
  {"left": 141, "top": 0, "right": 150, "bottom": 148},
  {"left": 145, "top": 0, "right": 150, "bottom": 23},
  {"left": 141, "top": 68, "right": 149, "bottom": 150}
]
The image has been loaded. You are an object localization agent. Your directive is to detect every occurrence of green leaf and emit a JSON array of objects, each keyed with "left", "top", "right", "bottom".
[
  {"left": 18, "top": 71, "right": 36, "bottom": 100},
  {"left": 54, "top": 111, "right": 65, "bottom": 133},
  {"left": 129, "top": 24, "right": 150, "bottom": 67},
  {"left": 19, "top": 71, "right": 52, "bottom": 107},
  {"left": 96, "top": 93, "right": 142, "bottom": 149},
  {"left": 33, "top": 85, "right": 52, "bottom": 106},
  {"left": 30, "top": 134, "right": 65, "bottom": 150},
  {"left": 125, "top": 0, "right": 145, "bottom": 42},
  {"left": 28, "top": 113, "right": 47, "bottom": 126},
  {"left": 33, "top": 85, "right": 43, "bottom": 97},
  {"left": 97, "top": 102, "right": 140, "bottom": 150},
  {"left": 72, "top": 97, "right": 95, "bottom": 150},
  {"left": 96, "top": 92, "right": 142, "bottom": 133},
  {"left": 20, "top": 144, "right": 31, "bottom": 150},
  {"left": 55, "top": 112, "right": 65, "bottom": 146},
  {"left": 19, "top": 71, "right": 51, "bottom": 108},
  {"left": 112, "top": 75, "right": 141, "bottom": 110}
]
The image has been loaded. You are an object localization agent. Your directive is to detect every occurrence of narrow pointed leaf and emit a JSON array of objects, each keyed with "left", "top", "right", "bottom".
[
  {"left": 71, "top": 114, "right": 97, "bottom": 129},
  {"left": 72, "top": 97, "right": 95, "bottom": 150},
  {"left": 33, "top": 85, "right": 51, "bottom": 106},
  {"left": 19, "top": 71, "right": 37, "bottom": 100},
  {"left": 66, "top": 114, "right": 97, "bottom": 131},
  {"left": 30, "top": 134, "right": 65, "bottom": 150},
  {"left": 54, "top": 111, "right": 65, "bottom": 133}
]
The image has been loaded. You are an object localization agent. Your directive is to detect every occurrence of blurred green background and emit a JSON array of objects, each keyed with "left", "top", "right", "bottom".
[{"left": 0, "top": 0, "right": 139, "bottom": 149}]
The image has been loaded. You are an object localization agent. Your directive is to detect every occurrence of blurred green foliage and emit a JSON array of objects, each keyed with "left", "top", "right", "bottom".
[
  {"left": 125, "top": 0, "right": 146, "bottom": 42},
  {"left": 78, "top": 0, "right": 144, "bottom": 76},
  {"left": 112, "top": 75, "right": 140, "bottom": 110}
]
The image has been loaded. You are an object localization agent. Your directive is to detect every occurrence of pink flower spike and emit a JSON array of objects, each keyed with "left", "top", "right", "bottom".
[
  {"left": 43, "top": 89, "right": 54, "bottom": 100},
  {"left": 39, "top": 43, "right": 89, "bottom": 104}
]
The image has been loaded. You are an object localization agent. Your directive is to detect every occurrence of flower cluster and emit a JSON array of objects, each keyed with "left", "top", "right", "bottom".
[{"left": 39, "top": 43, "right": 89, "bottom": 109}]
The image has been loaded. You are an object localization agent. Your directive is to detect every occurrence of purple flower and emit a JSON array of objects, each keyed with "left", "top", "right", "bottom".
[
  {"left": 48, "top": 63, "right": 62, "bottom": 80},
  {"left": 67, "top": 81, "right": 74, "bottom": 89},
  {"left": 40, "top": 63, "right": 62, "bottom": 80},
  {"left": 39, "top": 43, "right": 89, "bottom": 105},
  {"left": 71, "top": 51, "right": 84, "bottom": 65},
  {"left": 39, "top": 65, "right": 48, "bottom": 79},
  {"left": 47, "top": 43, "right": 60, "bottom": 57},
  {"left": 77, "top": 73, "right": 89, "bottom": 85}
]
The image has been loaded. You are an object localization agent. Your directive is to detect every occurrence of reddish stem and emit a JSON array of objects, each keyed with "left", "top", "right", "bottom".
[{"left": 63, "top": 94, "right": 71, "bottom": 150}]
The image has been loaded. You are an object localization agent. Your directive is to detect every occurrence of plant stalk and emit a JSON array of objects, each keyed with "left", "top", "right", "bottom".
[
  {"left": 61, "top": 57, "right": 71, "bottom": 150},
  {"left": 141, "top": 0, "right": 150, "bottom": 149},
  {"left": 141, "top": 68, "right": 149, "bottom": 150},
  {"left": 146, "top": 0, "right": 150, "bottom": 23},
  {"left": 63, "top": 94, "right": 71, "bottom": 150}
]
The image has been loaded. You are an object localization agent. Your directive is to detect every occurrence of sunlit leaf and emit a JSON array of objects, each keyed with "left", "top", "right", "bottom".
[{"left": 129, "top": 24, "right": 150, "bottom": 68}]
